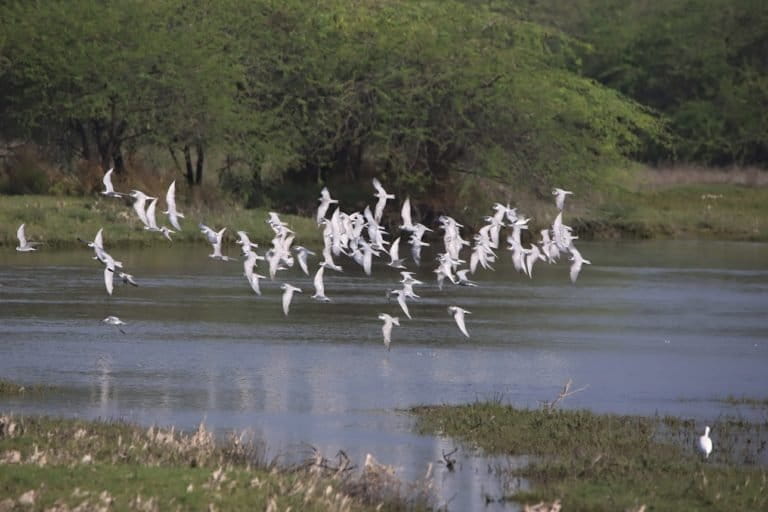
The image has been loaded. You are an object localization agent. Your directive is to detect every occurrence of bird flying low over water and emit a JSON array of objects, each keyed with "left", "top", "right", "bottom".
[
  {"left": 311, "top": 264, "right": 331, "bottom": 302},
  {"left": 568, "top": 245, "right": 591, "bottom": 284},
  {"left": 378, "top": 313, "right": 400, "bottom": 351},
  {"left": 448, "top": 306, "right": 471, "bottom": 338},
  {"left": 294, "top": 246, "right": 315, "bottom": 276},
  {"left": 387, "top": 288, "right": 411, "bottom": 320},
  {"left": 103, "top": 315, "right": 126, "bottom": 334},
  {"left": 281, "top": 283, "right": 302, "bottom": 316},
  {"left": 16, "top": 224, "right": 39, "bottom": 252}
]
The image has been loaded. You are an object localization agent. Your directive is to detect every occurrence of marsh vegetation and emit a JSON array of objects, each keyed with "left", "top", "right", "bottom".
[
  {"left": 0, "top": 414, "right": 431, "bottom": 511},
  {"left": 413, "top": 402, "right": 768, "bottom": 510}
]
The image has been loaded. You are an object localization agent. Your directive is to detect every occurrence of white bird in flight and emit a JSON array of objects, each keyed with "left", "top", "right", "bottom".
[
  {"left": 100, "top": 168, "right": 125, "bottom": 198},
  {"left": 281, "top": 283, "right": 302, "bottom": 316},
  {"left": 103, "top": 315, "right": 126, "bottom": 334},
  {"left": 162, "top": 180, "right": 184, "bottom": 231},
  {"left": 697, "top": 426, "right": 713, "bottom": 459},
  {"left": 568, "top": 245, "right": 591, "bottom": 283},
  {"left": 372, "top": 177, "right": 395, "bottom": 223},
  {"left": 16, "top": 224, "right": 39, "bottom": 252},
  {"left": 388, "top": 288, "right": 411, "bottom": 320},
  {"left": 311, "top": 264, "right": 331, "bottom": 302},
  {"left": 294, "top": 246, "right": 315, "bottom": 276},
  {"left": 399, "top": 197, "right": 415, "bottom": 232},
  {"left": 387, "top": 237, "right": 407, "bottom": 269},
  {"left": 129, "top": 190, "right": 155, "bottom": 228},
  {"left": 552, "top": 188, "right": 573, "bottom": 211},
  {"left": 378, "top": 313, "right": 400, "bottom": 351},
  {"left": 316, "top": 187, "right": 338, "bottom": 225},
  {"left": 448, "top": 306, "right": 471, "bottom": 338}
]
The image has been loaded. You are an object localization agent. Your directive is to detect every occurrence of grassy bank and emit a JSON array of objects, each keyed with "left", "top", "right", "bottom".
[
  {"left": 413, "top": 402, "right": 768, "bottom": 511},
  {"left": 0, "top": 195, "right": 322, "bottom": 248},
  {"left": 0, "top": 413, "right": 429, "bottom": 511},
  {"left": 1, "top": 182, "right": 767, "bottom": 249},
  {"left": 576, "top": 183, "right": 767, "bottom": 241}
]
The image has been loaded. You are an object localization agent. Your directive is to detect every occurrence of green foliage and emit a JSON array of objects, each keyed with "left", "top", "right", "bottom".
[
  {"left": 523, "top": 0, "right": 768, "bottom": 167},
  {"left": 0, "top": 0, "right": 666, "bottom": 211}
]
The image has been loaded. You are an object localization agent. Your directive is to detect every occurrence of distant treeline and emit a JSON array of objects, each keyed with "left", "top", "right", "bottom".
[
  {"left": 0, "top": 0, "right": 763, "bottom": 210},
  {"left": 521, "top": 0, "right": 768, "bottom": 166}
]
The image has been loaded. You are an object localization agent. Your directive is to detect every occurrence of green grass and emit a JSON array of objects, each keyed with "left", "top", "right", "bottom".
[
  {"left": 2, "top": 183, "right": 766, "bottom": 250},
  {"left": 0, "top": 414, "right": 431, "bottom": 511},
  {"left": 412, "top": 402, "right": 768, "bottom": 511},
  {"left": 0, "top": 195, "right": 323, "bottom": 248},
  {"left": 718, "top": 396, "right": 768, "bottom": 408},
  {"left": 0, "top": 379, "right": 27, "bottom": 396},
  {"left": 575, "top": 184, "right": 768, "bottom": 241}
]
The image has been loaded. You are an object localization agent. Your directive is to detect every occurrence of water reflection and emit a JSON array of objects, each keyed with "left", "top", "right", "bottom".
[{"left": 1, "top": 241, "right": 768, "bottom": 509}]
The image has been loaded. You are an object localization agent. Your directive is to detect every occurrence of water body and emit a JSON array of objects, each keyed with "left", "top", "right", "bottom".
[{"left": 1, "top": 240, "right": 767, "bottom": 510}]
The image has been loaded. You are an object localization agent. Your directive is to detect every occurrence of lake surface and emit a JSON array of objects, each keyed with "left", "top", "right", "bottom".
[{"left": 1, "top": 240, "right": 767, "bottom": 510}]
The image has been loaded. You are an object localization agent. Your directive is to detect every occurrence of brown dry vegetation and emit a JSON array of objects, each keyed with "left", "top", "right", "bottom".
[{"left": 0, "top": 414, "right": 433, "bottom": 511}]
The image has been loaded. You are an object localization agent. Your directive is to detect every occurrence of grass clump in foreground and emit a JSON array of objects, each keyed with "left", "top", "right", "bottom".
[
  {"left": 412, "top": 402, "right": 768, "bottom": 511},
  {"left": 0, "top": 195, "right": 322, "bottom": 249},
  {"left": 0, "top": 414, "right": 432, "bottom": 511}
]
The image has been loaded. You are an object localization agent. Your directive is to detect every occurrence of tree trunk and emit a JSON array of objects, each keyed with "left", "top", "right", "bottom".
[
  {"left": 195, "top": 143, "right": 204, "bottom": 185},
  {"left": 183, "top": 144, "right": 205, "bottom": 186},
  {"left": 183, "top": 144, "right": 195, "bottom": 185}
]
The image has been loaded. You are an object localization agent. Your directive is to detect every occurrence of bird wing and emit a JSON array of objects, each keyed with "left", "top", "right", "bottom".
[
  {"left": 282, "top": 288, "right": 293, "bottom": 315},
  {"left": 372, "top": 177, "right": 384, "bottom": 196},
  {"left": 146, "top": 198, "right": 159, "bottom": 229},
  {"left": 17, "top": 224, "right": 27, "bottom": 246},
  {"left": 555, "top": 192, "right": 565, "bottom": 211},
  {"left": 297, "top": 252, "right": 309, "bottom": 275},
  {"left": 397, "top": 293, "right": 411, "bottom": 319},
  {"left": 248, "top": 274, "right": 262, "bottom": 295},
  {"left": 374, "top": 197, "right": 386, "bottom": 223},
  {"left": 454, "top": 310, "right": 470, "bottom": 338},
  {"left": 94, "top": 228, "right": 104, "bottom": 248},
  {"left": 103, "top": 168, "right": 115, "bottom": 193},
  {"left": 389, "top": 237, "right": 401, "bottom": 262},
  {"left": 165, "top": 181, "right": 177, "bottom": 213},
  {"left": 570, "top": 260, "right": 582, "bottom": 283},
  {"left": 133, "top": 196, "right": 150, "bottom": 227},
  {"left": 400, "top": 198, "right": 413, "bottom": 230},
  {"left": 313, "top": 265, "right": 325, "bottom": 296},
  {"left": 104, "top": 266, "right": 114, "bottom": 295}
]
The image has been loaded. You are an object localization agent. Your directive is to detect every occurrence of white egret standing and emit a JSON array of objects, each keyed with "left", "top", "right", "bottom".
[{"left": 697, "top": 426, "right": 713, "bottom": 459}]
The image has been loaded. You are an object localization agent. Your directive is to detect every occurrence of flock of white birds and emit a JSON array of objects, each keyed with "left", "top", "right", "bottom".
[
  {"left": 11, "top": 168, "right": 721, "bottom": 459},
  {"left": 13, "top": 169, "right": 594, "bottom": 348}
]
